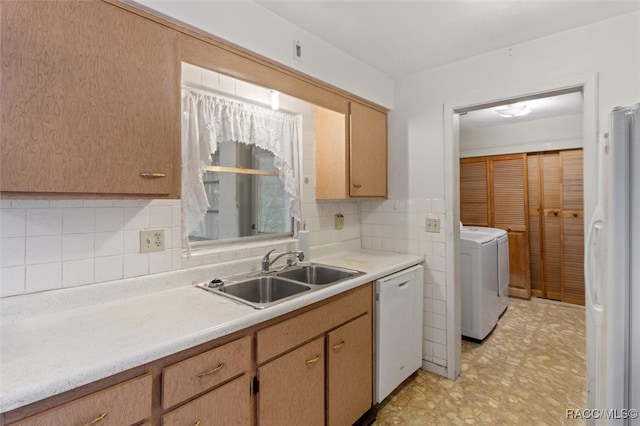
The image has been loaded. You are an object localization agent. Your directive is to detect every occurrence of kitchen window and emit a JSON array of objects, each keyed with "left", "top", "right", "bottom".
[{"left": 181, "top": 85, "right": 301, "bottom": 249}]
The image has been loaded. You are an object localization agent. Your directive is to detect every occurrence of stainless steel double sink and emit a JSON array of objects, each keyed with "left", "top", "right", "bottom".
[{"left": 198, "top": 264, "right": 364, "bottom": 309}]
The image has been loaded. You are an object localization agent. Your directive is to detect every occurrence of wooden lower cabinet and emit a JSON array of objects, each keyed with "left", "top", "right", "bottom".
[
  {"left": 327, "top": 313, "right": 373, "bottom": 426},
  {"left": 10, "top": 374, "right": 152, "bottom": 426},
  {"left": 257, "top": 337, "right": 326, "bottom": 426},
  {"left": 162, "top": 375, "right": 250, "bottom": 426}
]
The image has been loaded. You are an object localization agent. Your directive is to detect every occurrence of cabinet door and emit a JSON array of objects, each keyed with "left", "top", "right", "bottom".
[
  {"left": 0, "top": 1, "right": 180, "bottom": 197},
  {"left": 162, "top": 375, "right": 250, "bottom": 426},
  {"left": 528, "top": 153, "right": 544, "bottom": 298},
  {"left": 316, "top": 106, "right": 349, "bottom": 199},
  {"left": 492, "top": 154, "right": 531, "bottom": 298},
  {"left": 327, "top": 313, "right": 373, "bottom": 426},
  {"left": 542, "top": 152, "right": 562, "bottom": 300},
  {"left": 349, "top": 102, "right": 387, "bottom": 197},
  {"left": 257, "top": 337, "right": 325, "bottom": 426}
]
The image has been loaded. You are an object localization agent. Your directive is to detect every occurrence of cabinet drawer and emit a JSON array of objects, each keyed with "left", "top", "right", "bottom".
[
  {"left": 162, "top": 375, "right": 250, "bottom": 426},
  {"left": 256, "top": 283, "right": 372, "bottom": 364},
  {"left": 162, "top": 336, "right": 251, "bottom": 409},
  {"left": 11, "top": 374, "right": 151, "bottom": 426}
]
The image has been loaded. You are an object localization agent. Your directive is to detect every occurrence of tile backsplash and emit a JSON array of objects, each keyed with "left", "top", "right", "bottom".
[
  {"left": 360, "top": 198, "right": 448, "bottom": 369},
  {"left": 0, "top": 199, "right": 182, "bottom": 297}
]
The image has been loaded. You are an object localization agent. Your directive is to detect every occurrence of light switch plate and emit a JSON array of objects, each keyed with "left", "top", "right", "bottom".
[{"left": 140, "top": 229, "right": 165, "bottom": 253}]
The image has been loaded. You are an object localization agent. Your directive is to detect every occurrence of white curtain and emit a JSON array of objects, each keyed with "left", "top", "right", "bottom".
[{"left": 181, "top": 89, "right": 301, "bottom": 243}]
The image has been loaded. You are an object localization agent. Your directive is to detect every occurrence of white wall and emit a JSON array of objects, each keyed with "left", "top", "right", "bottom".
[
  {"left": 460, "top": 114, "right": 583, "bottom": 158},
  {"left": 129, "top": 0, "right": 394, "bottom": 109},
  {"left": 389, "top": 11, "right": 640, "bottom": 377},
  {"left": 390, "top": 11, "right": 640, "bottom": 200}
]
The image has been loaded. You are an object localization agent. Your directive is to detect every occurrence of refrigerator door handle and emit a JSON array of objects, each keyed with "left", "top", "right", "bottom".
[{"left": 586, "top": 204, "right": 605, "bottom": 326}]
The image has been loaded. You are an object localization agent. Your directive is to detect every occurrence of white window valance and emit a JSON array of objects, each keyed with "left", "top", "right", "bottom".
[{"left": 181, "top": 89, "right": 301, "bottom": 242}]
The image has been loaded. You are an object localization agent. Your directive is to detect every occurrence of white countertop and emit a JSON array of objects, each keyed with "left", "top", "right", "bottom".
[{"left": 0, "top": 248, "right": 422, "bottom": 413}]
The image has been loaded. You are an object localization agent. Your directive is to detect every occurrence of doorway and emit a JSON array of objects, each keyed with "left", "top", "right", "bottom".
[{"left": 442, "top": 74, "right": 598, "bottom": 380}]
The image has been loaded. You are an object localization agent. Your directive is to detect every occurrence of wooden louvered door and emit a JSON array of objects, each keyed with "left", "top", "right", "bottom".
[
  {"left": 528, "top": 154, "right": 544, "bottom": 298},
  {"left": 491, "top": 154, "right": 531, "bottom": 298},
  {"left": 560, "top": 149, "right": 584, "bottom": 305},
  {"left": 542, "top": 152, "right": 563, "bottom": 301},
  {"left": 526, "top": 149, "right": 584, "bottom": 306},
  {"left": 460, "top": 158, "right": 490, "bottom": 226}
]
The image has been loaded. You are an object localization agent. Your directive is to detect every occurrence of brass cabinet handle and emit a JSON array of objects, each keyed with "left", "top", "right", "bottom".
[
  {"left": 83, "top": 412, "right": 108, "bottom": 426},
  {"left": 305, "top": 355, "right": 321, "bottom": 366},
  {"left": 352, "top": 183, "right": 362, "bottom": 188},
  {"left": 194, "top": 421, "right": 201, "bottom": 426},
  {"left": 573, "top": 212, "right": 578, "bottom": 217},
  {"left": 139, "top": 172, "right": 166, "bottom": 178},
  {"left": 331, "top": 341, "right": 345, "bottom": 351},
  {"left": 553, "top": 210, "right": 559, "bottom": 216},
  {"left": 196, "top": 362, "right": 225, "bottom": 377}
]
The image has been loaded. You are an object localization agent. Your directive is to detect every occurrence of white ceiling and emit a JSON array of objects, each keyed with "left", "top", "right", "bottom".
[
  {"left": 460, "top": 91, "right": 583, "bottom": 130},
  {"left": 254, "top": 0, "right": 640, "bottom": 79}
]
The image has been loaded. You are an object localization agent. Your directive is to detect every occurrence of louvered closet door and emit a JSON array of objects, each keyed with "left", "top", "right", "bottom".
[
  {"left": 561, "top": 150, "right": 585, "bottom": 305},
  {"left": 542, "top": 152, "right": 562, "bottom": 300},
  {"left": 492, "top": 154, "right": 530, "bottom": 298},
  {"left": 460, "top": 158, "right": 490, "bottom": 226},
  {"left": 527, "top": 154, "right": 544, "bottom": 298}
]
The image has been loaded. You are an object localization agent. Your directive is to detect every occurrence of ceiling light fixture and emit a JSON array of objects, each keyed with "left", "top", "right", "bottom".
[
  {"left": 271, "top": 90, "right": 279, "bottom": 110},
  {"left": 494, "top": 103, "right": 532, "bottom": 118}
]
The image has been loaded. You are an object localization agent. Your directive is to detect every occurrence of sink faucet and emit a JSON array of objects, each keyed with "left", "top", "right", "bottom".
[{"left": 261, "top": 249, "right": 305, "bottom": 273}]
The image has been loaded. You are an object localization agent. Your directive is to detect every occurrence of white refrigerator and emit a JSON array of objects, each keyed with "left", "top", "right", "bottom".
[{"left": 587, "top": 103, "right": 639, "bottom": 424}]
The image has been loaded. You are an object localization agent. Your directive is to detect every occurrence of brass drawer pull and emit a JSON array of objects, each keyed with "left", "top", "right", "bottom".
[
  {"left": 83, "top": 412, "right": 108, "bottom": 426},
  {"left": 196, "top": 362, "right": 225, "bottom": 377},
  {"left": 331, "top": 341, "right": 345, "bottom": 351},
  {"left": 139, "top": 172, "right": 166, "bottom": 178},
  {"left": 305, "top": 355, "right": 321, "bottom": 366},
  {"left": 352, "top": 183, "right": 362, "bottom": 188},
  {"left": 194, "top": 421, "right": 201, "bottom": 426}
]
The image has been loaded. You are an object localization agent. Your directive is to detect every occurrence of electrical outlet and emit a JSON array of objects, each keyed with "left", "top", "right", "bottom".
[
  {"left": 425, "top": 217, "right": 441, "bottom": 233},
  {"left": 140, "top": 229, "right": 165, "bottom": 253},
  {"left": 335, "top": 213, "right": 344, "bottom": 230}
]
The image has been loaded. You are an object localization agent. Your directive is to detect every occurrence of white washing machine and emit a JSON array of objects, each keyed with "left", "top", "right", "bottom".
[
  {"left": 461, "top": 226, "right": 510, "bottom": 317},
  {"left": 460, "top": 232, "right": 499, "bottom": 340}
]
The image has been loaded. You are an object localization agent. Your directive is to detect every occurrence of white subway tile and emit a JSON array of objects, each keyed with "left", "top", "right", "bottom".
[
  {"left": 149, "top": 250, "right": 172, "bottom": 274},
  {"left": 172, "top": 227, "right": 182, "bottom": 249},
  {"left": 172, "top": 206, "right": 181, "bottom": 227},
  {"left": 0, "top": 200, "right": 12, "bottom": 208},
  {"left": 62, "top": 233, "right": 94, "bottom": 261},
  {"left": 432, "top": 328, "right": 447, "bottom": 345},
  {"left": 123, "top": 253, "right": 149, "bottom": 278},
  {"left": 1, "top": 209, "right": 26, "bottom": 237},
  {"left": 432, "top": 342, "right": 447, "bottom": 360},
  {"left": 50, "top": 200, "right": 83, "bottom": 208},
  {"left": 0, "top": 237, "right": 25, "bottom": 267},
  {"left": 63, "top": 259, "right": 94, "bottom": 287},
  {"left": 26, "top": 235, "right": 62, "bottom": 264},
  {"left": 26, "top": 208, "right": 62, "bottom": 236},
  {"left": 149, "top": 206, "right": 173, "bottom": 228},
  {"left": 11, "top": 200, "right": 49, "bottom": 208},
  {"left": 172, "top": 249, "right": 183, "bottom": 270},
  {"left": 417, "top": 199, "right": 432, "bottom": 214},
  {"left": 432, "top": 356, "right": 447, "bottom": 367},
  {"left": 123, "top": 230, "right": 140, "bottom": 254},
  {"left": 1, "top": 266, "right": 25, "bottom": 297},
  {"left": 219, "top": 74, "right": 235, "bottom": 94},
  {"left": 95, "top": 208, "right": 124, "bottom": 232},
  {"left": 95, "top": 231, "right": 124, "bottom": 257},
  {"left": 124, "top": 207, "right": 149, "bottom": 230},
  {"left": 94, "top": 255, "right": 123, "bottom": 283},
  {"left": 201, "top": 68, "right": 219, "bottom": 90},
  {"left": 433, "top": 313, "right": 447, "bottom": 330},
  {"left": 83, "top": 200, "right": 114, "bottom": 207},
  {"left": 432, "top": 198, "right": 445, "bottom": 214},
  {"left": 432, "top": 299, "right": 446, "bottom": 316},
  {"left": 422, "top": 325, "right": 433, "bottom": 341},
  {"left": 422, "top": 339, "right": 433, "bottom": 357},
  {"left": 63, "top": 208, "right": 95, "bottom": 234},
  {"left": 26, "top": 262, "right": 61, "bottom": 293},
  {"left": 181, "top": 62, "right": 202, "bottom": 86},
  {"left": 113, "top": 199, "right": 146, "bottom": 207}
]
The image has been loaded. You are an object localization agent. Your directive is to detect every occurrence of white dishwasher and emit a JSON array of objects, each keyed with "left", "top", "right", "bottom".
[{"left": 375, "top": 264, "right": 424, "bottom": 403}]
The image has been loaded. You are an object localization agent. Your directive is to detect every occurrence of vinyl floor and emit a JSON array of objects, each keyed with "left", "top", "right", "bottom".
[{"left": 374, "top": 298, "right": 586, "bottom": 425}]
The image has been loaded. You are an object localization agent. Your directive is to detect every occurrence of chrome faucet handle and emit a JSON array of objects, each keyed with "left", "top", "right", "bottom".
[{"left": 262, "top": 249, "right": 276, "bottom": 272}]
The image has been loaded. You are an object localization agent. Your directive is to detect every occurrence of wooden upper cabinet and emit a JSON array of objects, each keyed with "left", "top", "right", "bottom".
[
  {"left": 315, "top": 102, "right": 387, "bottom": 199},
  {"left": 349, "top": 101, "right": 387, "bottom": 197},
  {"left": 0, "top": 1, "right": 181, "bottom": 197}
]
